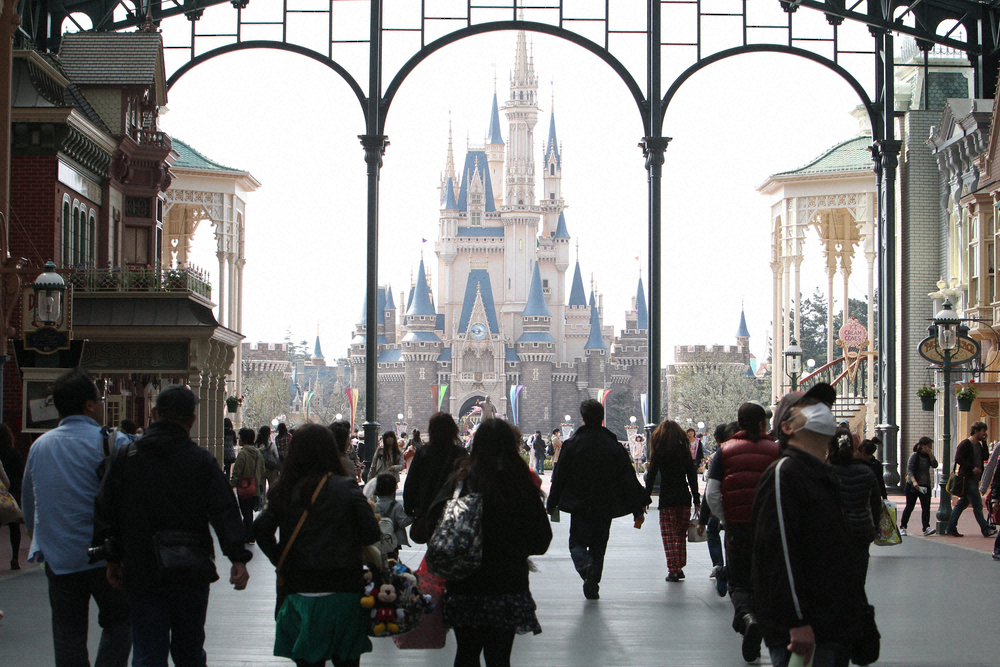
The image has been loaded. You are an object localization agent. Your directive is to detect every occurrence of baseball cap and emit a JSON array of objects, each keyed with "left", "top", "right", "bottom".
[
  {"left": 771, "top": 382, "right": 837, "bottom": 434},
  {"left": 156, "top": 384, "right": 200, "bottom": 417}
]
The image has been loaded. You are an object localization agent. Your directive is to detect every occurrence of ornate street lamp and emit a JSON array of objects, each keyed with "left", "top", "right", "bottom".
[
  {"left": 32, "top": 261, "right": 66, "bottom": 326},
  {"left": 562, "top": 414, "right": 573, "bottom": 439},
  {"left": 625, "top": 415, "right": 638, "bottom": 443},
  {"left": 784, "top": 338, "right": 803, "bottom": 391},
  {"left": 396, "top": 412, "right": 407, "bottom": 438},
  {"left": 933, "top": 298, "right": 960, "bottom": 534}
]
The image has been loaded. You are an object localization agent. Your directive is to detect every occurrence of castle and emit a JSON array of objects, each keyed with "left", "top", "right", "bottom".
[{"left": 345, "top": 30, "right": 651, "bottom": 435}]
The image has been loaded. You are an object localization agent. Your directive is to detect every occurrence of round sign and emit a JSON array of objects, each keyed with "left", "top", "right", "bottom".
[
  {"left": 918, "top": 335, "right": 980, "bottom": 366},
  {"left": 839, "top": 319, "right": 867, "bottom": 348}
]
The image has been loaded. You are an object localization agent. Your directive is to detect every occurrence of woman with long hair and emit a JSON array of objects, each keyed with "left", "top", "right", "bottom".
[
  {"left": 828, "top": 427, "right": 881, "bottom": 583},
  {"left": 368, "top": 431, "right": 404, "bottom": 483},
  {"left": 254, "top": 424, "right": 380, "bottom": 667},
  {"left": 899, "top": 437, "right": 938, "bottom": 536},
  {"left": 0, "top": 424, "right": 23, "bottom": 570},
  {"left": 439, "top": 418, "right": 552, "bottom": 667},
  {"left": 645, "top": 420, "right": 700, "bottom": 582},
  {"left": 402, "top": 412, "right": 468, "bottom": 536}
]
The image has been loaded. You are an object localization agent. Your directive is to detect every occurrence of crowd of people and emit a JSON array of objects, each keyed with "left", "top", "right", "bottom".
[{"left": 10, "top": 367, "right": 1000, "bottom": 667}]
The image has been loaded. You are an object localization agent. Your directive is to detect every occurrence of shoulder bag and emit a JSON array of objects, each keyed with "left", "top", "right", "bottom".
[
  {"left": 236, "top": 449, "right": 261, "bottom": 499},
  {"left": 946, "top": 463, "right": 966, "bottom": 497},
  {"left": 426, "top": 480, "right": 483, "bottom": 580},
  {"left": 152, "top": 529, "right": 219, "bottom": 584},
  {"left": 0, "top": 480, "right": 22, "bottom": 525},
  {"left": 275, "top": 473, "right": 332, "bottom": 586}
]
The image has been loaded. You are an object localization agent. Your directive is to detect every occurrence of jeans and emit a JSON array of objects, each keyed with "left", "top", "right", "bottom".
[
  {"left": 238, "top": 495, "right": 258, "bottom": 542},
  {"left": 128, "top": 584, "right": 210, "bottom": 667},
  {"left": 44, "top": 565, "right": 131, "bottom": 667},
  {"left": 945, "top": 481, "right": 991, "bottom": 535},
  {"left": 900, "top": 485, "right": 931, "bottom": 530},
  {"left": 706, "top": 516, "right": 724, "bottom": 567},
  {"left": 568, "top": 510, "right": 612, "bottom": 583},
  {"left": 768, "top": 642, "right": 849, "bottom": 667},
  {"left": 453, "top": 626, "right": 516, "bottom": 667},
  {"left": 725, "top": 523, "right": 754, "bottom": 634},
  {"left": 535, "top": 456, "right": 545, "bottom": 476}
]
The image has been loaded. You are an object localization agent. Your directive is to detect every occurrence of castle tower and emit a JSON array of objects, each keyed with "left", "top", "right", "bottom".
[
  {"left": 383, "top": 285, "right": 397, "bottom": 344},
  {"left": 310, "top": 331, "right": 326, "bottom": 367},
  {"left": 736, "top": 307, "right": 750, "bottom": 350},
  {"left": 584, "top": 289, "right": 609, "bottom": 392},
  {"left": 402, "top": 259, "right": 441, "bottom": 427},
  {"left": 517, "top": 262, "right": 556, "bottom": 431},
  {"left": 500, "top": 30, "right": 541, "bottom": 338},
  {"left": 485, "top": 93, "right": 505, "bottom": 212},
  {"left": 565, "top": 260, "right": 590, "bottom": 361},
  {"left": 541, "top": 112, "right": 564, "bottom": 237}
]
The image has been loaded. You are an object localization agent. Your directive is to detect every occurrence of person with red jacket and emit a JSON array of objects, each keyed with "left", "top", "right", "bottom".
[{"left": 706, "top": 401, "right": 781, "bottom": 663}]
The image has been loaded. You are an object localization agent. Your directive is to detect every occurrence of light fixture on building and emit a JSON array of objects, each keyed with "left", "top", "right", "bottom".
[
  {"left": 934, "top": 299, "right": 960, "bottom": 351},
  {"left": 784, "top": 338, "right": 803, "bottom": 390},
  {"left": 32, "top": 261, "right": 66, "bottom": 326}
]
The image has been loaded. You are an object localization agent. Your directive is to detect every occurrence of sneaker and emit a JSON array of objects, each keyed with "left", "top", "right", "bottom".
[
  {"left": 993, "top": 552, "right": 1000, "bottom": 561},
  {"left": 677, "top": 570, "right": 685, "bottom": 579},
  {"left": 582, "top": 580, "right": 600, "bottom": 600},
  {"left": 741, "top": 614, "right": 762, "bottom": 662},
  {"left": 899, "top": 527, "right": 907, "bottom": 536},
  {"left": 984, "top": 527, "right": 998, "bottom": 538},
  {"left": 709, "top": 568, "right": 716, "bottom": 579},
  {"left": 665, "top": 572, "right": 680, "bottom": 583},
  {"left": 946, "top": 529, "right": 964, "bottom": 537},
  {"left": 923, "top": 527, "right": 936, "bottom": 536}
]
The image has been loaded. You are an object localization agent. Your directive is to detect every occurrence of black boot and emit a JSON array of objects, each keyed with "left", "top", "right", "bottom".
[{"left": 741, "top": 613, "right": 761, "bottom": 662}]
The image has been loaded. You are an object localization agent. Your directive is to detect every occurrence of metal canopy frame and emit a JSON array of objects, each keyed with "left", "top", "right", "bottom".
[{"left": 15, "top": 0, "right": 1000, "bottom": 482}]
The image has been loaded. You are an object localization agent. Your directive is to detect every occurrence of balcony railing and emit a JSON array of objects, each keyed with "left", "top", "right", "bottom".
[{"left": 69, "top": 264, "right": 211, "bottom": 300}]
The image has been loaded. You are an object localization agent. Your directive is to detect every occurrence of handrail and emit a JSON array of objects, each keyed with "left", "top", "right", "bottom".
[{"left": 800, "top": 356, "right": 847, "bottom": 384}]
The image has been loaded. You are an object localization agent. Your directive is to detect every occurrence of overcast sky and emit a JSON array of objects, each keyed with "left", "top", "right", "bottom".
[{"left": 137, "top": 6, "right": 874, "bottom": 365}]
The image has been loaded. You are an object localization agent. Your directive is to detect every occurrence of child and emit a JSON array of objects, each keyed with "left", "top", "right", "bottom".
[{"left": 373, "top": 473, "right": 412, "bottom": 562}]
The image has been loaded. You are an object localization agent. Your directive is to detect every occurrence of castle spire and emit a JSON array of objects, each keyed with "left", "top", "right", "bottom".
[
  {"left": 568, "top": 262, "right": 587, "bottom": 307},
  {"left": 636, "top": 278, "right": 648, "bottom": 331},
  {"left": 585, "top": 297, "right": 607, "bottom": 350},
  {"left": 522, "top": 262, "right": 552, "bottom": 317},
  {"left": 406, "top": 259, "right": 436, "bottom": 317},
  {"left": 487, "top": 93, "right": 504, "bottom": 145}
]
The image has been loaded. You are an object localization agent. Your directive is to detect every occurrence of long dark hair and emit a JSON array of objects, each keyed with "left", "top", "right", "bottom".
[
  {"left": 276, "top": 422, "right": 288, "bottom": 438},
  {"left": 913, "top": 436, "right": 933, "bottom": 453},
  {"left": 828, "top": 427, "right": 856, "bottom": 465},
  {"left": 427, "top": 412, "right": 459, "bottom": 450},
  {"left": 380, "top": 431, "right": 399, "bottom": 463},
  {"left": 255, "top": 425, "right": 271, "bottom": 448},
  {"left": 457, "top": 419, "right": 541, "bottom": 503},
  {"left": 267, "top": 423, "right": 345, "bottom": 517},
  {"left": 647, "top": 420, "right": 691, "bottom": 471}
]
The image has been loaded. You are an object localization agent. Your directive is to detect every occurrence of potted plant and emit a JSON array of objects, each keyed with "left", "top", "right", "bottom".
[
  {"left": 917, "top": 385, "right": 938, "bottom": 411},
  {"left": 956, "top": 382, "right": 978, "bottom": 412},
  {"left": 225, "top": 395, "right": 242, "bottom": 413}
]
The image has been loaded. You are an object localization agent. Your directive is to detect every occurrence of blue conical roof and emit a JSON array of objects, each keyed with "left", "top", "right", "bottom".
[
  {"left": 636, "top": 279, "right": 648, "bottom": 330},
  {"left": 358, "top": 288, "right": 388, "bottom": 325},
  {"left": 568, "top": 263, "right": 587, "bottom": 307},
  {"left": 487, "top": 93, "right": 504, "bottom": 145},
  {"left": 546, "top": 113, "right": 561, "bottom": 168},
  {"left": 407, "top": 260, "right": 436, "bottom": 317},
  {"left": 444, "top": 177, "right": 458, "bottom": 210},
  {"left": 737, "top": 309, "right": 750, "bottom": 338},
  {"left": 523, "top": 263, "right": 552, "bottom": 317},
  {"left": 589, "top": 291, "right": 596, "bottom": 308},
  {"left": 313, "top": 336, "right": 324, "bottom": 359},
  {"left": 585, "top": 301, "right": 606, "bottom": 350},
  {"left": 385, "top": 285, "right": 395, "bottom": 310},
  {"left": 554, "top": 211, "right": 570, "bottom": 239}
]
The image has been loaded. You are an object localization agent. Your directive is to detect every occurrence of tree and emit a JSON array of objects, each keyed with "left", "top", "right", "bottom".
[
  {"left": 792, "top": 289, "right": 871, "bottom": 367},
  {"left": 283, "top": 327, "right": 311, "bottom": 363},
  {"left": 604, "top": 390, "right": 640, "bottom": 440},
  {"left": 240, "top": 372, "right": 289, "bottom": 431},
  {"left": 670, "top": 356, "right": 770, "bottom": 449}
]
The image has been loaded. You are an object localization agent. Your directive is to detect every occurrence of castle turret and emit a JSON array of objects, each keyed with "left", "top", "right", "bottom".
[
  {"left": 736, "top": 308, "right": 751, "bottom": 349},
  {"left": 565, "top": 260, "right": 590, "bottom": 362},
  {"left": 485, "top": 93, "right": 505, "bottom": 212},
  {"left": 541, "top": 112, "right": 564, "bottom": 237},
  {"left": 517, "top": 262, "right": 555, "bottom": 432},
  {"left": 402, "top": 259, "right": 441, "bottom": 427}
]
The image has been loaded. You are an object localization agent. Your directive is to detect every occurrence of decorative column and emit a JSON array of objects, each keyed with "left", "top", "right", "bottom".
[
  {"left": 827, "top": 255, "right": 837, "bottom": 364},
  {"left": 864, "top": 212, "right": 877, "bottom": 437},
  {"left": 216, "top": 250, "right": 227, "bottom": 327},
  {"left": 771, "top": 257, "right": 782, "bottom": 403},
  {"left": 188, "top": 370, "right": 204, "bottom": 448}
]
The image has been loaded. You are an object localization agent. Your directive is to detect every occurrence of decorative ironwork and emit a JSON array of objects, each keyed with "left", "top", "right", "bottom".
[
  {"left": 123, "top": 196, "right": 150, "bottom": 218},
  {"left": 69, "top": 264, "right": 212, "bottom": 299}
]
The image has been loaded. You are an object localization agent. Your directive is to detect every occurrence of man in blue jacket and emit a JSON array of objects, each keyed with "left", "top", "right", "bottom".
[{"left": 547, "top": 399, "right": 649, "bottom": 600}]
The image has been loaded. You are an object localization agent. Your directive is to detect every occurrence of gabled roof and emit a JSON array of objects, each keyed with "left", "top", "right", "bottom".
[
  {"left": 58, "top": 32, "right": 166, "bottom": 105},
  {"left": 64, "top": 85, "right": 110, "bottom": 134},
  {"left": 636, "top": 279, "right": 648, "bottom": 330},
  {"left": 458, "top": 270, "right": 500, "bottom": 334},
  {"left": 737, "top": 309, "right": 750, "bottom": 338},
  {"left": 568, "top": 262, "right": 587, "bottom": 307},
  {"left": 171, "top": 138, "right": 245, "bottom": 174},
  {"left": 522, "top": 263, "right": 552, "bottom": 317},
  {"left": 771, "top": 136, "right": 873, "bottom": 177},
  {"left": 406, "top": 260, "right": 436, "bottom": 317},
  {"left": 457, "top": 151, "right": 497, "bottom": 212},
  {"left": 554, "top": 211, "right": 570, "bottom": 239},
  {"left": 545, "top": 113, "right": 561, "bottom": 169},
  {"left": 487, "top": 93, "right": 504, "bottom": 145},
  {"left": 585, "top": 302, "right": 607, "bottom": 350},
  {"left": 443, "top": 177, "right": 459, "bottom": 210}
]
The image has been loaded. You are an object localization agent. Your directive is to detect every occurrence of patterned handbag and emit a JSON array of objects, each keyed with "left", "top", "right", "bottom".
[
  {"left": 426, "top": 481, "right": 483, "bottom": 580},
  {"left": 874, "top": 500, "right": 901, "bottom": 547},
  {"left": 0, "top": 482, "right": 21, "bottom": 525}
]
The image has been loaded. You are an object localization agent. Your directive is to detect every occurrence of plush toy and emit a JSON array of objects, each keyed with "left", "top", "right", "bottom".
[
  {"left": 371, "top": 583, "right": 401, "bottom": 635},
  {"left": 362, "top": 566, "right": 376, "bottom": 596}
]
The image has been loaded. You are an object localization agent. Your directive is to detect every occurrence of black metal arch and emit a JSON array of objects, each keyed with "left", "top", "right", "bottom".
[
  {"left": 661, "top": 44, "right": 881, "bottom": 142},
  {"left": 379, "top": 20, "right": 647, "bottom": 136},
  {"left": 165, "top": 40, "right": 368, "bottom": 120}
]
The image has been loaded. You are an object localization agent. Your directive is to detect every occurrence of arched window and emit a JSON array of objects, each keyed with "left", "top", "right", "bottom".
[
  {"left": 549, "top": 164, "right": 554, "bottom": 176},
  {"left": 72, "top": 203, "right": 81, "bottom": 265},
  {"left": 61, "top": 198, "right": 71, "bottom": 267},
  {"left": 88, "top": 210, "right": 96, "bottom": 265}
]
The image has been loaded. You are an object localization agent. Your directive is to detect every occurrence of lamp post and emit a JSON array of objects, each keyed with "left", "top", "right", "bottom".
[
  {"left": 396, "top": 412, "right": 406, "bottom": 438},
  {"left": 32, "top": 261, "right": 66, "bottom": 325},
  {"left": 784, "top": 338, "right": 803, "bottom": 391},
  {"left": 562, "top": 414, "right": 573, "bottom": 439},
  {"left": 933, "top": 298, "right": 960, "bottom": 534}
]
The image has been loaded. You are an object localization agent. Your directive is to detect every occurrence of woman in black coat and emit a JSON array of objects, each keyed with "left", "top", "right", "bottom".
[
  {"left": 829, "top": 428, "right": 881, "bottom": 584},
  {"left": 437, "top": 418, "right": 552, "bottom": 667},
  {"left": 402, "top": 412, "right": 468, "bottom": 540},
  {"left": 644, "top": 420, "right": 700, "bottom": 583}
]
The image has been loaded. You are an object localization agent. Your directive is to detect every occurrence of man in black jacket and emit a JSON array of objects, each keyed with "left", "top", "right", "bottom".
[
  {"left": 547, "top": 399, "right": 649, "bottom": 600},
  {"left": 751, "top": 389, "right": 867, "bottom": 667},
  {"left": 94, "top": 384, "right": 252, "bottom": 666},
  {"left": 945, "top": 421, "right": 996, "bottom": 538}
]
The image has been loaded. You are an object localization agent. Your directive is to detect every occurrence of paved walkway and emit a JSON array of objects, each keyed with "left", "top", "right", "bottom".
[{"left": 1, "top": 485, "right": 996, "bottom": 666}]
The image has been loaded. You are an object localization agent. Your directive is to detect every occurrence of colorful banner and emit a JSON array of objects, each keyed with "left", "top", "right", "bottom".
[
  {"left": 509, "top": 385, "right": 523, "bottom": 425},
  {"left": 640, "top": 393, "right": 649, "bottom": 425},
  {"left": 438, "top": 385, "right": 448, "bottom": 411},
  {"left": 304, "top": 391, "right": 315, "bottom": 422},
  {"left": 345, "top": 388, "right": 358, "bottom": 428},
  {"left": 600, "top": 389, "right": 611, "bottom": 406}
]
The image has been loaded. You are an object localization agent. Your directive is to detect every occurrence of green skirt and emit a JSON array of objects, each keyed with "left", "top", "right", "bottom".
[{"left": 274, "top": 593, "right": 373, "bottom": 664}]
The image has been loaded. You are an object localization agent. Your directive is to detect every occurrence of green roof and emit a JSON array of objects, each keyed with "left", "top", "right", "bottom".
[
  {"left": 171, "top": 138, "right": 244, "bottom": 173},
  {"left": 773, "top": 136, "right": 872, "bottom": 177}
]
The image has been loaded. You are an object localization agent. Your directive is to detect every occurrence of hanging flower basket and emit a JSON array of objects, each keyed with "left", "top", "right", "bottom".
[
  {"left": 920, "top": 395, "right": 937, "bottom": 412},
  {"left": 957, "top": 396, "right": 974, "bottom": 412},
  {"left": 225, "top": 396, "right": 240, "bottom": 413},
  {"left": 956, "top": 383, "right": 977, "bottom": 412}
]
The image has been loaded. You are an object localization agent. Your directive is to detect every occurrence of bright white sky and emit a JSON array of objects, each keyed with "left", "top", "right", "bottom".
[{"left": 132, "top": 7, "right": 875, "bottom": 366}]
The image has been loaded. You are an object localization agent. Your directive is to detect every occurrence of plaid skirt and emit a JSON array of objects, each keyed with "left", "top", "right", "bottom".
[{"left": 658, "top": 507, "right": 689, "bottom": 572}]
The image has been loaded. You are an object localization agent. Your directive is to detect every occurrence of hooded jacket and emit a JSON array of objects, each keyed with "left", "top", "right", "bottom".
[{"left": 93, "top": 419, "right": 251, "bottom": 592}]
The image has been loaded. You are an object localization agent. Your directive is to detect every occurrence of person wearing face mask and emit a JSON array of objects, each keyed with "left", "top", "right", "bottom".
[{"left": 750, "top": 384, "right": 870, "bottom": 667}]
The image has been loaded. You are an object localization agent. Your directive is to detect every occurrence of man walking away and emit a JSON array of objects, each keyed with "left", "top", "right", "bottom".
[
  {"left": 706, "top": 402, "right": 781, "bottom": 662},
  {"left": 752, "top": 386, "right": 868, "bottom": 667},
  {"left": 547, "top": 399, "right": 650, "bottom": 600},
  {"left": 531, "top": 430, "right": 547, "bottom": 476},
  {"left": 94, "top": 384, "right": 251, "bottom": 667},
  {"left": 21, "top": 368, "right": 131, "bottom": 667},
  {"left": 945, "top": 421, "right": 997, "bottom": 538}
]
